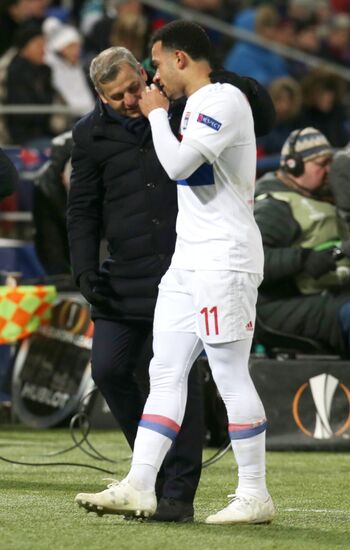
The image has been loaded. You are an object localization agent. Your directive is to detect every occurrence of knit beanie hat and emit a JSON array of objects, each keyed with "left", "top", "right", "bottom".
[
  {"left": 42, "top": 17, "right": 81, "bottom": 52},
  {"left": 280, "top": 127, "right": 333, "bottom": 168}
]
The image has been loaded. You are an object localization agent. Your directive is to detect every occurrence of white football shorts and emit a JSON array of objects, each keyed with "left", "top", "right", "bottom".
[{"left": 153, "top": 268, "right": 262, "bottom": 343}]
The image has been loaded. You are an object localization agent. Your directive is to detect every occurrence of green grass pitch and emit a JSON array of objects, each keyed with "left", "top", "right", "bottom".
[{"left": 1, "top": 427, "right": 349, "bottom": 550}]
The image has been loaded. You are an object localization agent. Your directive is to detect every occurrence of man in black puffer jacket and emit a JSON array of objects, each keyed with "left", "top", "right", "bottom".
[{"left": 67, "top": 46, "right": 275, "bottom": 522}]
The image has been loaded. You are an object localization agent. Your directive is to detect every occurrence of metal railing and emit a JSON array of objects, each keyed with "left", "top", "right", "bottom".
[
  {"left": 0, "top": 212, "right": 32, "bottom": 222},
  {"left": 0, "top": 0, "right": 350, "bottom": 119},
  {"left": 0, "top": 105, "right": 80, "bottom": 115}
]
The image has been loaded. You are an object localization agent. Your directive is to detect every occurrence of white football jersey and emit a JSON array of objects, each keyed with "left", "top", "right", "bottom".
[{"left": 170, "top": 82, "right": 264, "bottom": 274}]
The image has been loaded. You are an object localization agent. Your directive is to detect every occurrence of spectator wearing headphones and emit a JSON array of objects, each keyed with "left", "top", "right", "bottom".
[{"left": 254, "top": 127, "right": 350, "bottom": 356}]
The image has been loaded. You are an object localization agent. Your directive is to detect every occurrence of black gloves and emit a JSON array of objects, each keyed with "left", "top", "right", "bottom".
[
  {"left": 209, "top": 69, "right": 276, "bottom": 137},
  {"left": 302, "top": 249, "right": 337, "bottom": 279},
  {"left": 78, "top": 270, "right": 109, "bottom": 308}
]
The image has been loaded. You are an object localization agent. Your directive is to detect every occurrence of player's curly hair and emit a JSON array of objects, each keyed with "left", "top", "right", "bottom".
[{"left": 150, "top": 20, "right": 212, "bottom": 64}]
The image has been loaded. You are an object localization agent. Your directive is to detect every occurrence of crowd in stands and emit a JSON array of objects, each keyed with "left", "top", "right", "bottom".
[
  {"left": 2, "top": 0, "right": 350, "bottom": 357},
  {"left": 0, "top": 1, "right": 349, "bottom": 150}
]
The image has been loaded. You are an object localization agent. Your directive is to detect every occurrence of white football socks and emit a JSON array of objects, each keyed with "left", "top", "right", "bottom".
[
  {"left": 127, "top": 464, "right": 158, "bottom": 492},
  {"left": 127, "top": 426, "right": 173, "bottom": 492},
  {"left": 231, "top": 431, "right": 268, "bottom": 500}
]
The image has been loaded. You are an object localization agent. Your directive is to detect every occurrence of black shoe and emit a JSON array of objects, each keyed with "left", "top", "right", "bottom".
[{"left": 150, "top": 498, "right": 194, "bottom": 523}]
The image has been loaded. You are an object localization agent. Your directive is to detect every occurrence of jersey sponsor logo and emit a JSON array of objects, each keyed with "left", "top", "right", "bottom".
[
  {"left": 183, "top": 111, "right": 191, "bottom": 130},
  {"left": 197, "top": 113, "right": 222, "bottom": 131}
]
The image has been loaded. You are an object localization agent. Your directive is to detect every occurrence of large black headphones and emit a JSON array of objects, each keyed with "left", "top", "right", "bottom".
[{"left": 281, "top": 128, "right": 304, "bottom": 177}]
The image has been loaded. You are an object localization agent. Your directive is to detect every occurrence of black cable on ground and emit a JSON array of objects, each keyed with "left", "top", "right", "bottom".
[
  {"left": 65, "top": 387, "right": 131, "bottom": 464},
  {"left": 43, "top": 389, "right": 98, "bottom": 458},
  {"left": 2, "top": 385, "right": 230, "bottom": 472},
  {"left": 202, "top": 441, "right": 232, "bottom": 468},
  {"left": 68, "top": 399, "right": 231, "bottom": 469},
  {"left": 73, "top": 414, "right": 130, "bottom": 464},
  {"left": 64, "top": 385, "right": 231, "bottom": 468},
  {"left": 69, "top": 411, "right": 130, "bottom": 463},
  {"left": 0, "top": 454, "right": 115, "bottom": 474},
  {"left": 0, "top": 389, "right": 124, "bottom": 472}
]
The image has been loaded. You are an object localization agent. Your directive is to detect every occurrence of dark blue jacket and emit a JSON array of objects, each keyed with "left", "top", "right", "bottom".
[{"left": 67, "top": 99, "right": 182, "bottom": 321}]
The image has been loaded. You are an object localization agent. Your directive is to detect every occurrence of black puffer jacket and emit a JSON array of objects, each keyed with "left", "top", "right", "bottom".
[
  {"left": 33, "top": 132, "right": 72, "bottom": 275},
  {"left": 67, "top": 74, "right": 275, "bottom": 323},
  {"left": 5, "top": 55, "right": 55, "bottom": 144},
  {"left": 67, "top": 100, "right": 182, "bottom": 321}
]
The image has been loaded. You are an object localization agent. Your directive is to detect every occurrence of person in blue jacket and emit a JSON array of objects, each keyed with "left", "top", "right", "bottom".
[{"left": 225, "top": 6, "right": 289, "bottom": 86}]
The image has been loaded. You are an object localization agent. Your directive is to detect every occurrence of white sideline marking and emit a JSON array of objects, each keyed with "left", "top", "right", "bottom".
[{"left": 282, "top": 508, "right": 349, "bottom": 514}]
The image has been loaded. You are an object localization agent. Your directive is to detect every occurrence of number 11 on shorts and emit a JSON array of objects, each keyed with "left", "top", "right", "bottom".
[{"left": 200, "top": 306, "right": 219, "bottom": 336}]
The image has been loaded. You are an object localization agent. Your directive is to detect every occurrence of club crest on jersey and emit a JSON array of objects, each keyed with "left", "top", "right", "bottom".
[
  {"left": 197, "top": 113, "right": 222, "bottom": 131},
  {"left": 183, "top": 111, "right": 191, "bottom": 130}
]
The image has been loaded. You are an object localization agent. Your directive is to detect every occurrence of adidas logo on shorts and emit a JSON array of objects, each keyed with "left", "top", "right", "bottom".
[{"left": 245, "top": 320, "right": 254, "bottom": 331}]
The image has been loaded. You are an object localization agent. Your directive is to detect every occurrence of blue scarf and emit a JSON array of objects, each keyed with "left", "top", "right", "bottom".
[{"left": 104, "top": 104, "right": 149, "bottom": 136}]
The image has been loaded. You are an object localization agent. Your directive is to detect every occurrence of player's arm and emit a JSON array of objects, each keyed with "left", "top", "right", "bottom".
[
  {"left": 140, "top": 85, "right": 243, "bottom": 180},
  {"left": 139, "top": 85, "right": 205, "bottom": 180},
  {"left": 149, "top": 107, "right": 204, "bottom": 180}
]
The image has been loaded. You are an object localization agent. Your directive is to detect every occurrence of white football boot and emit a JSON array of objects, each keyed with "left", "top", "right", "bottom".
[
  {"left": 205, "top": 493, "right": 275, "bottom": 525},
  {"left": 75, "top": 479, "right": 157, "bottom": 518}
]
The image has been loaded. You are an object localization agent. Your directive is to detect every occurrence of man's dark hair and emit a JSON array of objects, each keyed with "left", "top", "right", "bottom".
[{"left": 151, "top": 20, "right": 212, "bottom": 64}]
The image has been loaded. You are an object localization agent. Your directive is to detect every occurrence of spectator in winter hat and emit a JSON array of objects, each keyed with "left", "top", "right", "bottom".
[
  {"left": 5, "top": 22, "right": 57, "bottom": 146},
  {"left": 254, "top": 127, "right": 350, "bottom": 357},
  {"left": 43, "top": 16, "right": 95, "bottom": 117}
]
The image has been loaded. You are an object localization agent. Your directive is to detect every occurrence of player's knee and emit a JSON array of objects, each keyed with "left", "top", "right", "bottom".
[{"left": 149, "top": 356, "right": 185, "bottom": 389}]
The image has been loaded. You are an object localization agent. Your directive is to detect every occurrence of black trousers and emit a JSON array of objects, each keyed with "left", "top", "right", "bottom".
[{"left": 91, "top": 318, "right": 204, "bottom": 503}]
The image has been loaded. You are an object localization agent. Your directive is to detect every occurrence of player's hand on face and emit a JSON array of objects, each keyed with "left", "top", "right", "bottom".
[{"left": 139, "top": 84, "right": 169, "bottom": 117}]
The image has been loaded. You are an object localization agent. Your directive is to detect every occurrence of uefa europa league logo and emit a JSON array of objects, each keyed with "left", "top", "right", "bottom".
[{"left": 292, "top": 373, "right": 350, "bottom": 439}]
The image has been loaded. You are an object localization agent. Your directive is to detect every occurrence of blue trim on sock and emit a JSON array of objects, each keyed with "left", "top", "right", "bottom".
[
  {"left": 229, "top": 421, "right": 268, "bottom": 440},
  {"left": 139, "top": 420, "right": 178, "bottom": 441}
]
